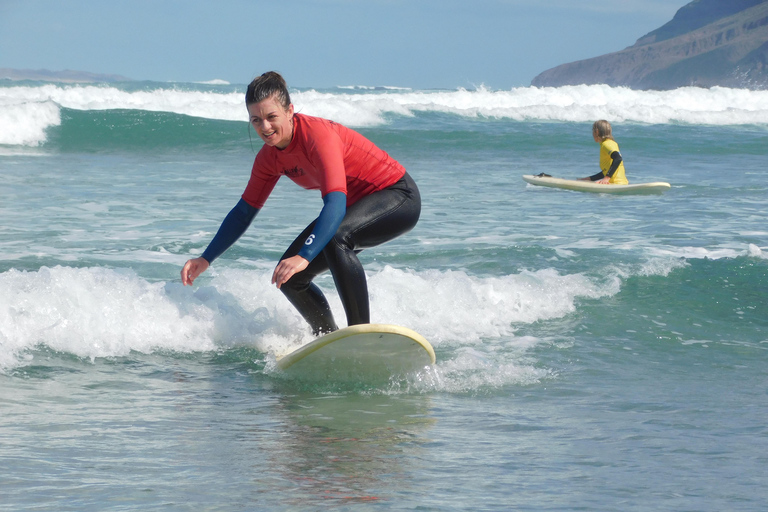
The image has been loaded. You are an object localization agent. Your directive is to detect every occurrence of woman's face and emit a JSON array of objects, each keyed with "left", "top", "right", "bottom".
[{"left": 248, "top": 95, "right": 294, "bottom": 149}]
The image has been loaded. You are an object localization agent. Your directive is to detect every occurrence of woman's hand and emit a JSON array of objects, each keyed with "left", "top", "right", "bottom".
[
  {"left": 181, "top": 257, "right": 210, "bottom": 286},
  {"left": 596, "top": 176, "right": 610, "bottom": 184},
  {"left": 272, "top": 255, "right": 309, "bottom": 289}
]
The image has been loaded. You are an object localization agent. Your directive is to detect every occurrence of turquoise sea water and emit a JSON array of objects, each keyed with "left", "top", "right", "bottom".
[{"left": 1, "top": 81, "right": 767, "bottom": 511}]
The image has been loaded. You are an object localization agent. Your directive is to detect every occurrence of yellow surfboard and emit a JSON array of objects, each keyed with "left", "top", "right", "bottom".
[{"left": 276, "top": 324, "right": 435, "bottom": 382}]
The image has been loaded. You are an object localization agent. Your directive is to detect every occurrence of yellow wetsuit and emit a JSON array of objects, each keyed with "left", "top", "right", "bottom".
[{"left": 599, "top": 139, "right": 628, "bottom": 184}]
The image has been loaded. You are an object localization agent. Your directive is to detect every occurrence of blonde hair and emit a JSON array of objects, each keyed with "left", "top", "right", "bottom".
[{"left": 592, "top": 120, "right": 615, "bottom": 142}]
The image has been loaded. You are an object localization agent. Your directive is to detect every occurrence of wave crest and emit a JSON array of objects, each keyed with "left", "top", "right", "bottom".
[{"left": 3, "top": 82, "right": 768, "bottom": 147}]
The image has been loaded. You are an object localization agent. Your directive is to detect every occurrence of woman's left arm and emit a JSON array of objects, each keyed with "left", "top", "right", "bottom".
[
  {"left": 298, "top": 191, "right": 346, "bottom": 261},
  {"left": 272, "top": 191, "right": 346, "bottom": 288}
]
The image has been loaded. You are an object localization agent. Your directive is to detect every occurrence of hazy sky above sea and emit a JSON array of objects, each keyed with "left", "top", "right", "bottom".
[{"left": 0, "top": 0, "right": 690, "bottom": 89}]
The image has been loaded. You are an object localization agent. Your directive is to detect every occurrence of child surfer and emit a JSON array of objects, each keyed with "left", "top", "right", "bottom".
[{"left": 579, "top": 120, "right": 628, "bottom": 185}]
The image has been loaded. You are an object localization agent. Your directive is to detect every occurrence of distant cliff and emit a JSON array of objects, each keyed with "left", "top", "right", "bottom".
[
  {"left": 532, "top": 0, "right": 768, "bottom": 90},
  {"left": 0, "top": 68, "right": 131, "bottom": 83}
]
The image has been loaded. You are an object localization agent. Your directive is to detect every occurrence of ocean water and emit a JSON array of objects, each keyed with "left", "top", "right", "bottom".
[{"left": 1, "top": 80, "right": 767, "bottom": 511}]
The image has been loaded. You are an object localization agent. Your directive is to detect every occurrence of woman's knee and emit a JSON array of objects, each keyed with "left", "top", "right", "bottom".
[{"left": 280, "top": 270, "right": 313, "bottom": 296}]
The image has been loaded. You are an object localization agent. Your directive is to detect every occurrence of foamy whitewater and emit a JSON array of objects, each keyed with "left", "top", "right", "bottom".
[
  {"left": 1, "top": 79, "right": 767, "bottom": 511},
  {"left": 3, "top": 82, "right": 768, "bottom": 147}
]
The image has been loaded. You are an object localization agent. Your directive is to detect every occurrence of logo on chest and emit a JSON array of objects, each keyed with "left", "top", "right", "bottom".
[{"left": 282, "top": 166, "right": 305, "bottom": 178}]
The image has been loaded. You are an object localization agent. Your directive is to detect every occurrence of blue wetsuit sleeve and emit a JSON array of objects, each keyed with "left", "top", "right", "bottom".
[
  {"left": 201, "top": 198, "right": 259, "bottom": 264},
  {"left": 297, "top": 191, "right": 346, "bottom": 262}
]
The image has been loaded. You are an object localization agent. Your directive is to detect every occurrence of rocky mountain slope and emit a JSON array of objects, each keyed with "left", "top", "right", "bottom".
[{"left": 532, "top": 0, "right": 768, "bottom": 90}]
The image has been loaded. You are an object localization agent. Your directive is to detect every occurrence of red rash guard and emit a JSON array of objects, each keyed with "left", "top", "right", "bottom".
[{"left": 242, "top": 113, "right": 405, "bottom": 208}]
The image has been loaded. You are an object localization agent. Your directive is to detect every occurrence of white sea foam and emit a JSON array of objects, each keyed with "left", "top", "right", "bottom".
[
  {"left": 0, "top": 267, "right": 217, "bottom": 370},
  {"left": 0, "top": 84, "right": 245, "bottom": 146},
  {"left": 296, "top": 84, "right": 768, "bottom": 126},
  {"left": 195, "top": 79, "right": 231, "bottom": 85},
  {"left": 648, "top": 245, "right": 758, "bottom": 260},
  {"left": 748, "top": 244, "right": 767, "bottom": 259},
  {"left": 0, "top": 264, "right": 619, "bottom": 374},
  {"left": 2, "top": 82, "right": 768, "bottom": 146},
  {"left": 0, "top": 98, "right": 60, "bottom": 146},
  {"left": 366, "top": 265, "right": 615, "bottom": 346}
]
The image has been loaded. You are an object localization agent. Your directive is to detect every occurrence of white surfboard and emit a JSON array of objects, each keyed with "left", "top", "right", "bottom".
[
  {"left": 276, "top": 324, "right": 435, "bottom": 382},
  {"left": 523, "top": 174, "right": 671, "bottom": 195}
]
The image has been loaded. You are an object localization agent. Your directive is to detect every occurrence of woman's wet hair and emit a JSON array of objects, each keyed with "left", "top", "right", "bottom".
[{"left": 246, "top": 71, "right": 291, "bottom": 109}]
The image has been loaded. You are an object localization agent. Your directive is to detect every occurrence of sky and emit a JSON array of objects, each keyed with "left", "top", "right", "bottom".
[{"left": 0, "top": 0, "right": 691, "bottom": 89}]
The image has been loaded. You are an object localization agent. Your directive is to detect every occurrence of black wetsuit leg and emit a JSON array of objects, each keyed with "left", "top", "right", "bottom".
[{"left": 279, "top": 172, "right": 421, "bottom": 335}]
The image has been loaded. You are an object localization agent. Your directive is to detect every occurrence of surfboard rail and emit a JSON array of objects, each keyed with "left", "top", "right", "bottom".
[{"left": 522, "top": 174, "right": 671, "bottom": 195}]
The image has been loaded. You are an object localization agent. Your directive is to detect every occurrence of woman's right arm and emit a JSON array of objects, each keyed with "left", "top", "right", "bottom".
[{"left": 181, "top": 198, "right": 259, "bottom": 285}]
